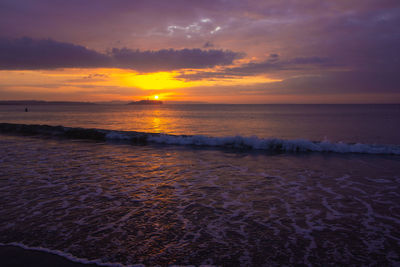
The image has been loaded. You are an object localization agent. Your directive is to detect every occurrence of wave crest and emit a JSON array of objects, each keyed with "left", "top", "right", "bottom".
[
  {"left": 1, "top": 122, "right": 399, "bottom": 155},
  {"left": 146, "top": 134, "right": 400, "bottom": 154}
]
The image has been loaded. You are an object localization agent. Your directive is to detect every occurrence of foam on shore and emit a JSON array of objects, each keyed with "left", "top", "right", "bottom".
[
  {"left": 1, "top": 122, "right": 399, "bottom": 155},
  {"left": 0, "top": 242, "right": 132, "bottom": 267}
]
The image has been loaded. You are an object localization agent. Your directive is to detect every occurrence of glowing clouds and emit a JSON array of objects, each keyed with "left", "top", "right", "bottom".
[{"left": 122, "top": 72, "right": 188, "bottom": 90}]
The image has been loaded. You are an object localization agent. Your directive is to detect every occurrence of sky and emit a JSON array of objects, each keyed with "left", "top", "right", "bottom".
[{"left": 0, "top": 0, "right": 399, "bottom": 103}]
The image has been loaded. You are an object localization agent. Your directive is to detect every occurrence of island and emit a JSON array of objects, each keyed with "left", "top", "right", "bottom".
[{"left": 127, "top": 100, "right": 163, "bottom": 105}]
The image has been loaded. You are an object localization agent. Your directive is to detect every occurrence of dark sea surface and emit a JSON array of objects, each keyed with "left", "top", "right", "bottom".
[
  {"left": 0, "top": 104, "right": 400, "bottom": 266},
  {"left": 1, "top": 104, "right": 400, "bottom": 144}
]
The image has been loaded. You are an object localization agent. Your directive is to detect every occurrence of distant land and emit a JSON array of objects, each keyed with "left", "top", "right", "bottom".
[
  {"left": 127, "top": 100, "right": 163, "bottom": 105},
  {"left": 94, "top": 100, "right": 130, "bottom": 105}
]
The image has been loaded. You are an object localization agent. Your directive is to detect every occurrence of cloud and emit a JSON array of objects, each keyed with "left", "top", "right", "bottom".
[
  {"left": 181, "top": 71, "right": 400, "bottom": 100},
  {"left": 227, "top": 55, "right": 333, "bottom": 75},
  {"left": 110, "top": 47, "right": 241, "bottom": 72},
  {"left": 166, "top": 17, "right": 221, "bottom": 38},
  {"left": 0, "top": 37, "right": 241, "bottom": 72},
  {"left": 178, "top": 54, "right": 334, "bottom": 80},
  {"left": 203, "top": 41, "right": 214, "bottom": 48},
  {"left": 245, "top": 71, "right": 400, "bottom": 95},
  {"left": 0, "top": 37, "right": 108, "bottom": 69},
  {"left": 1, "top": 0, "right": 399, "bottom": 99}
]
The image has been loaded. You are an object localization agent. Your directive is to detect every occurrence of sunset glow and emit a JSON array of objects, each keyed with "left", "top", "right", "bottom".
[
  {"left": 122, "top": 72, "right": 188, "bottom": 90},
  {"left": 0, "top": 1, "right": 399, "bottom": 103},
  {"left": 1, "top": 2, "right": 400, "bottom": 266}
]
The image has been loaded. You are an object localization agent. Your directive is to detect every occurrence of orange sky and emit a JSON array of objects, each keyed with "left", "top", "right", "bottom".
[
  {"left": 2, "top": 67, "right": 399, "bottom": 103},
  {"left": 1, "top": 1, "right": 399, "bottom": 103},
  {"left": 0, "top": 68, "right": 286, "bottom": 103}
]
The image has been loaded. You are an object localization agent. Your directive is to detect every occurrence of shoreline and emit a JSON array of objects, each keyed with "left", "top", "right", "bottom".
[{"left": 0, "top": 245, "right": 108, "bottom": 267}]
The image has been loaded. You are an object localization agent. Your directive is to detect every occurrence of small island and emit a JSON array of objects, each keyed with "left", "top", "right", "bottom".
[{"left": 127, "top": 100, "right": 163, "bottom": 105}]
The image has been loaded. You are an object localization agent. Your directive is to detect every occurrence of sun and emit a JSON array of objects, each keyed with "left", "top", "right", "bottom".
[{"left": 154, "top": 95, "right": 159, "bottom": 100}]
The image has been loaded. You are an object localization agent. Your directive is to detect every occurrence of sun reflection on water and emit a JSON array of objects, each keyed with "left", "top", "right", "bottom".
[{"left": 142, "top": 108, "right": 174, "bottom": 134}]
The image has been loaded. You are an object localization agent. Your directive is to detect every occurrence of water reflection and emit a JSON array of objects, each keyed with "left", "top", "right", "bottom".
[
  {"left": 121, "top": 106, "right": 175, "bottom": 134},
  {"left": 152, "top": 117, "right": 161, "bottom": 132},
  {"left": 147, "top": 108, "right": 173, "bottom": 134}
]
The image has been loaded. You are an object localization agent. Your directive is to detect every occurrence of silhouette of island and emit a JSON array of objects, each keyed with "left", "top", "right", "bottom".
[{"left": 127, "top": 100, "right": 163, "bottom": 105}]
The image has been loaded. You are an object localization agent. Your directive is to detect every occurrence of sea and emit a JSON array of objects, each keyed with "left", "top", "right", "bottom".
[{"left": 0, "top": 104, "right": 399, "bottom": 266}]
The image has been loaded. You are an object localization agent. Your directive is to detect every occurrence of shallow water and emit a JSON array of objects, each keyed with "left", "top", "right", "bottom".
[{"left": 1, "top": 135, "right": 399, "bottom": 265}]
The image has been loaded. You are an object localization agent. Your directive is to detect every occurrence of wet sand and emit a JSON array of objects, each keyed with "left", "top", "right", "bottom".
[{"left": 0, "top": 246, "right": 99, "bottom": 267}]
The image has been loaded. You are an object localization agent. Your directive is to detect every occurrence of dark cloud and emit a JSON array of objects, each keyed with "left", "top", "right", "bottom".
[
  {"left": 67, "top": 73, "right": 110, "bottom": 83},
  {"left": 226, "top": 56, "right": 330, "bottom": 75},
  {"left": 259, "top": 71, "right": 400, "bottom": 95},
  {"left": 110, "top": 47, "right": 240, "bottom": 72},
  {"left": 0, "top": 37, "right": 108, "bottom": 69},
  {"left": 203, "top": 41, "right": 214, "bottom": 48},
  {"left": 178, "top": 55, "right": 334, "bottom": 80},
  {"left": 0, "top": 37, "right": 240, "bottom": 71},
  {"left": 269, "top": 54, "right": 279, "bottom": 59}
]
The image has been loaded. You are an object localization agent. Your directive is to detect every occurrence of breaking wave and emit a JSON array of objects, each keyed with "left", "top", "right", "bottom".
[{"left": 1, "top": 122, "right": 399, "bottom": 155}]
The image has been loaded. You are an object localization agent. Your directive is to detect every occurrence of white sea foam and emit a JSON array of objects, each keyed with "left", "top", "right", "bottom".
[
  {"left": 100, "top": 129, "right": 400, "bottom": 154},
  {"left": 105, "top": 131, "right": 132, "bottom": 140},
  {"left": 146, "top": 134, "right": 400, "bottom": 155},
  {"left": 1, "top": 122, "right": 399, "bottom": 155}
]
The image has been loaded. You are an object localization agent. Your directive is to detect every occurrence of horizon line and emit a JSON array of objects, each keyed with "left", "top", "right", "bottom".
[{"left": 0, "top": 100, "right": 399, "bottom": 105}]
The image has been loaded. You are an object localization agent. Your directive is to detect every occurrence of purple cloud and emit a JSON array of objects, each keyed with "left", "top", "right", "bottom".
[
  {"left": 178, "top": 55, "right": 334, "bottom": 80},
  {"left": 227, "top": 56, "right": 333, "bottom": 74},
  {"left": 110, "top": 47, "right": 240, "bottom": 72},
  {"left": 0, "top": 37, "right": 241, "bottom": 71},
  {"left": 0, "top": 37, "right": 108, "bottom": 69}
]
